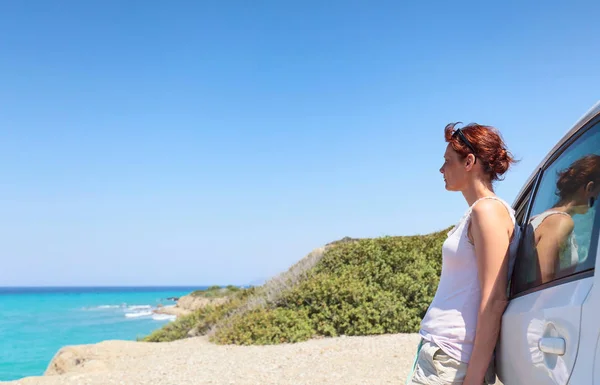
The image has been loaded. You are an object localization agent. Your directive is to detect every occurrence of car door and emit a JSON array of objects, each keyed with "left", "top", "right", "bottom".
[{"left": 497, "top": 114, "right": 600, "bottom": 385}]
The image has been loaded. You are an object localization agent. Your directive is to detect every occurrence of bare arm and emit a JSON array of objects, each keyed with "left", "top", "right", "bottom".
[{"left": 463, "top": 200, "right": 514, "bottom": 385}]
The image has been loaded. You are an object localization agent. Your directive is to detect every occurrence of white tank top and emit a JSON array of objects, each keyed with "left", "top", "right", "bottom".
[{"left": 419, "top": 196, "right": 520, "bottom": 363}]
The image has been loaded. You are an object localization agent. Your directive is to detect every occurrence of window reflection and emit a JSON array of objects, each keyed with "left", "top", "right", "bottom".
[{"left": 523, "top": 155, "right": 600, "bottom": 285}]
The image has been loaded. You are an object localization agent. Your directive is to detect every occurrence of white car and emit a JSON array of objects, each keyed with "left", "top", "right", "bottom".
[{"left": 497, "top": 101, "right": 600, "bottom": 385}]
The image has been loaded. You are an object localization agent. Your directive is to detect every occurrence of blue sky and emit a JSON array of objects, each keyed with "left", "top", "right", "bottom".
[{"left": 1, "top": 1, "right": 599, "bottom": 286}]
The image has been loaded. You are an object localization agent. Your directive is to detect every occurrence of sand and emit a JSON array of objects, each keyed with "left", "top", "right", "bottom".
[{"left": 6, "top": 333, "right": 503, "bottom": 385}]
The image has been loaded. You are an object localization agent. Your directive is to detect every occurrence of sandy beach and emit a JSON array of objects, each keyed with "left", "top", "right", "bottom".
[{"left": 8, "top": 333, "right": 424, "bottom": 385}]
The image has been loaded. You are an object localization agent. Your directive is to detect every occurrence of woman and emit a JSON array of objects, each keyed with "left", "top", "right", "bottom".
[
  {"left": 407, "top": 122, "right": 520, "bottom": 385},
  {"left": 527, "top": 154, "right": 600, "bottom": 284}
]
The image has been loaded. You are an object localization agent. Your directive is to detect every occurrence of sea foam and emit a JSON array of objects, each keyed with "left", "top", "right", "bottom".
[
  {"left": 124, "top": 310, "right": 153, "bottom": 318},
  {"left": 152, "top": 314, "right": 176, "bottom": 322}
]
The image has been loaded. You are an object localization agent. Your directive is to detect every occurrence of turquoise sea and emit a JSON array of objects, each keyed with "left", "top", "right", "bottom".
[{"left": 0, "top": 286, "right": 208, "bottom": 382}]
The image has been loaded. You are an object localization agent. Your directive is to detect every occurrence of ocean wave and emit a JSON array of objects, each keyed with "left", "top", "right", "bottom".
[
  {"left": 124, "top": 310, "right": 153, "bottom": 318},
  {"left": 88, "top": 303, "right": 174, "bottom": 321},
  {"left": 127, "top": 305, "right": 152, "bottom": 310},
  {"left": 84, "top": 304, "right": 124, "bottom": 310},
  {"left": 152, "top": 314, "right": 177, "bottom": 322}
]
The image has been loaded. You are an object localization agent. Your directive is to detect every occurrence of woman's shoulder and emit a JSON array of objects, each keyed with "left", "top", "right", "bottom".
[
  {"left": 471, "top": 196, "right": 514, "bottom": 219},
  {"left": 469, "top": 196, "right": 516, "bottom": 234},
  {"left": 535, "top": 210, "right": 575, "bottom": 232}
]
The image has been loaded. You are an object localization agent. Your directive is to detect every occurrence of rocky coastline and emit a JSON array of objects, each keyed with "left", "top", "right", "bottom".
[{"left": 153, "top": 293, "right": 229, "bottom": 318}]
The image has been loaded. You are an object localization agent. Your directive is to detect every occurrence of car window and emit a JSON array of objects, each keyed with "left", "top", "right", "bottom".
[
  {"left": 506, "top": 180, "right": 536, "bottom": 295},
  {"left": 514, "top": 178, "right": 537, "bottom": 227},
  {"left": 512, "top": 119, "right": 600, "bottom": 295}
]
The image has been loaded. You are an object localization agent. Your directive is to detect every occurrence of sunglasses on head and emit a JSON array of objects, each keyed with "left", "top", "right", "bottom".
[{"left": 452, "top": 128, "right": 477, "bottom": 164}]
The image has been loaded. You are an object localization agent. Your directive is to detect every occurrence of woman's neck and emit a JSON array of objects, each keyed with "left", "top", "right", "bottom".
[
  {"left": 462, "top": 180, "right": 495, "bottom": 207},
  {"left": 553, "top": 200, "right": 579, "bottom": 215}
]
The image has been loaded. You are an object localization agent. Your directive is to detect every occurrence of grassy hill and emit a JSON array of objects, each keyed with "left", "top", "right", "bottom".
[{"left": 143, "top": 228, "right": 449, "bottom": 344}]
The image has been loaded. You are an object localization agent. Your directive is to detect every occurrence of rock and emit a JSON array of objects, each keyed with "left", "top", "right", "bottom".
[
  {"left": 81, "top": 359, "right": 106, "bottom": 372},
  {"left": 153, "top": 295, "right": 229, "bottom": 318},
  {"left": 153, "top": 305, "right": 190, "bottom": 317},
  {"left": 45, "top": 346, "right": 107, "bottom": 375},
  {"left": 177, "top": 295, "right": 228, "bottom": 312}
]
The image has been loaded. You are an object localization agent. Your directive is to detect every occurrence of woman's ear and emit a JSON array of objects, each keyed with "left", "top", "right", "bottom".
[
  {"left": 465, "top": 154, "right": 476, "bottom": 169},
  {"left": 586, "top": 181, "right": 595, "bottom": 193}
]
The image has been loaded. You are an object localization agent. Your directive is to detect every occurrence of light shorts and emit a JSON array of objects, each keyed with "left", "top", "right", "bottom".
[{"left": 405, "top": 339, "right": 496, "bottom": 385}]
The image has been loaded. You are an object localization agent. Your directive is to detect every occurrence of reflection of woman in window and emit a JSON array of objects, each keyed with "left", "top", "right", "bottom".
[{"left": 531, "top": 154, "right": 600, "bottom": 283}]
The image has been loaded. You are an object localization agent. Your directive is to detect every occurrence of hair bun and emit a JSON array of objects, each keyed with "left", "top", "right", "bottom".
[{"left": 444, "top": 122, "right": 517, "bottom": 182}]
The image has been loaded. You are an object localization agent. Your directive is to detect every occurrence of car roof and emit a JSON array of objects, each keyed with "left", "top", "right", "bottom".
[{"left": 513, "top": 100, "right": 600, "bottom": 206}]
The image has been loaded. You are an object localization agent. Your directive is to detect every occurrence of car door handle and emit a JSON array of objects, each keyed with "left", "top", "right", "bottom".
[{"left": 538, "top": 337, "right": 566, "bottom": 355}]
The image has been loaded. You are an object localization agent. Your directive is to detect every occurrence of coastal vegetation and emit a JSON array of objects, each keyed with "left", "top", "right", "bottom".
[
  {"left": 144, "top": 228, "right": 449, "bottom": 344},
  {"left": 190, "top": 285, "right": 241, "bottom": 298}
]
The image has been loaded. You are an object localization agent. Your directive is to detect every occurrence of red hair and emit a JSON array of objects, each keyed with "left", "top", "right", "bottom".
[
  {"left": 556, "top": 155, "right": 600, "bottom": 201},
  {"left": 444, "top": 122, "right": 516, "bottom": 182}
]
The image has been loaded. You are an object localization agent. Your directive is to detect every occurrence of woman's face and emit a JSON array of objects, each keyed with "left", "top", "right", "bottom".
[{"left": 440, "top": 144, "right": 469, "bottom": 191}]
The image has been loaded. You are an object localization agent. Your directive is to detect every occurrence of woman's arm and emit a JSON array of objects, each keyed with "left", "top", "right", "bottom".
[{"left": 463, "top": 199, "right": 514, "bottom": 385}]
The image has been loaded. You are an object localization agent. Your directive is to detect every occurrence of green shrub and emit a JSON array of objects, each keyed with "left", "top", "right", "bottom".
[
  {"left": 143, "top": 289, "right": 253, "bottom": 342},
  {"left": 280, "top": 234, "right": 445, "bottom": 337},
  {"left": 142, "top": 310, "right": 205, "bottom": 342},
  {"left": 190, "top": 285, "right": 240, "bottom": 298},
  {"left": 213, "top": 308, "right": 314, "bottom": 345},
  {"left": 144, "top": 228, "right": 449, "bottom": 344}
]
